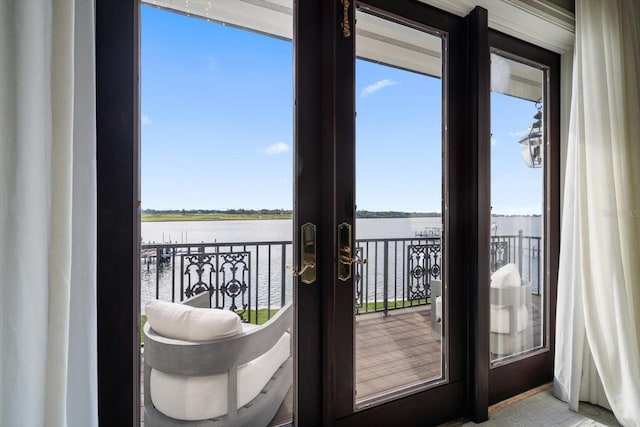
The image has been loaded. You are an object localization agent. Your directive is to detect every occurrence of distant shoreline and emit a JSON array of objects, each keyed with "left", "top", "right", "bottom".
[
  {"left": 142, "top": 213, "right": 292, "bottom": 222},
  {"left": 142, "top": 211, "right": 540, "bottom": 222},
  {"left": 141, "top": 210, "right": 439, "bottom": 222}
]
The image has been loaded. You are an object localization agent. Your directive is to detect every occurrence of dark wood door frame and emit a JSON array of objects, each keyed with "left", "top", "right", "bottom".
[
  {"left": 95, "top": 1, "right": 330, "bottom": 425},
  {"left": 466, "top": 6, "right": 491, "bottom": 422},
  {"left": 294, "top": 1, "right": 332, "bottom": 425},
  {"left": 94, "top": 0, "right": 559, "bottom": 425},
  {"left": 96, "top": 0, "right": 140, "bottom": 425},
  {"left": 487, "top": 29, "right": 560, "bottom": 405},
  {"left": 331, "top": 1, "right": 485, "bottom": 425}
]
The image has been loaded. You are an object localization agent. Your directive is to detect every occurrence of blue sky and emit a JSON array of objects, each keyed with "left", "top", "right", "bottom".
[{"left": 142, "top": 5, "right": 542, "bottom": 215}]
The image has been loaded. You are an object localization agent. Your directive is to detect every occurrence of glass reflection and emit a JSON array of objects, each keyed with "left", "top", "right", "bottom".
[
  {"left": 490, "top": 53, "right": 546, "bottom": 364},
  {"left": 354, "top": 9, "right": 445, "bottom": 407}
]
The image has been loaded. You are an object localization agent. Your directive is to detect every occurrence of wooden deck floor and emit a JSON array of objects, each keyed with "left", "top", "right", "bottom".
[
  {"left": 355, "top": 306, "right": 443, "bottom": 402},
  {"left": 356, "top": 295, "right": 543, "bottom": 401},
  {"left": 142, "top": 296, "right": 543, "bottom": 424}
]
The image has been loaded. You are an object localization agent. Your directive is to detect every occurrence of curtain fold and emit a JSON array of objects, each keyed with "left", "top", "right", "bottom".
[
  {"left": 554, "top": 1, "right": 640, "bottom": 426},
  {"left": 0, "top": 1, "right": 97, "bottom": 426}
]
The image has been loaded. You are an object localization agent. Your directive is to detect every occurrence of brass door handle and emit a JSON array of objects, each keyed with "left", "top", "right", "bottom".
[
  {"left": 286, "top": 260, "right": 316, "bottom": 276},
  {"left": 339, "top": 246, "right": 367, "bottom": 265},
  {"left": 338, "top": 222, "right": 367, "bottom": 281},
  {"left": 287, "top": 222, "right": 316, "bottom": 284}
]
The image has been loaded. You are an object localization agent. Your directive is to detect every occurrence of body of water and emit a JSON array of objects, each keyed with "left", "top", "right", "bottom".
[
  {"left": 140, "top": 217, "right": 542, "bottom": 313},
  {"left": 142, "top": 216, "right": 541, "bottom": 244}
]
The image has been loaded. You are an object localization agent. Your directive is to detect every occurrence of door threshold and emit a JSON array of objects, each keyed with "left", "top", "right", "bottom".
[{"left": 438, "top": 383, "right": 553, "bottom": 426}]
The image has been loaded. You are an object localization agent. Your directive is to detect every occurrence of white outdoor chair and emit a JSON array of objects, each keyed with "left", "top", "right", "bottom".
[
  {"left": 143, "top": 292, "right": 292, "bottom": 426},
  {"left": 489, "top": 263, "right": 533, "bottom": 357}
]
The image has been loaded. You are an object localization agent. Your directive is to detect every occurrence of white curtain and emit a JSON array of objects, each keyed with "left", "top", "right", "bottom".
[
  {"left": 0, "top": 1, "right": 97, "bottom": 426},
  {"left": 554, "top": 1, "right": 640, "bottom": 426}
]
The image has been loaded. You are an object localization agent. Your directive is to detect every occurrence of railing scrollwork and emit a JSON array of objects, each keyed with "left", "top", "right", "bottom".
[
  {"left": 142, "top": 233, "right": 541, "bottom": 323},
  {"left": 407, "top": 242, "right": 442, "bottom": 301},
  {"left": 183, "top": 251, "right": 250, "bottom": 321}
]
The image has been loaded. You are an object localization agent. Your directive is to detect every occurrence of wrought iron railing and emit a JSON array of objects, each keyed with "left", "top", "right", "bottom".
[
  {"left": 353, "top": 238, "right": 442, "bottom": 316},
  {"left": 141, "top": 233, "right": 541, "bottom": 323},
  {"left": 141, "top": 241, "right": 293, "bottom": 324}
]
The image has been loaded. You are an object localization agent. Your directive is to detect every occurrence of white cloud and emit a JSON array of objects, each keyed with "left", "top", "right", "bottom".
[
  {"left": 491, "top": 137, "right": 498, "bottom": 147},
  {"left": 141, "top": 115, "right": 152, "bottom": 126},
  {"left": 361, "top": 79, "right": 398, "bottom": 98},
  {"left": 264, "top": 142, "right": 290, "bottom": 155}
]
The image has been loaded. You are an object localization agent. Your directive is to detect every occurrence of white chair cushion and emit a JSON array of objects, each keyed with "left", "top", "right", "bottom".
[
  {"left": 145, "top": 300, "right": 242, "bottom": 341},
  {"left": 435, "top": 296, "right": 442, "bottom": 323},
  {"left": 150, "top": 327, "right": 291, "bottom": 421},
  {"left": 490, "top": 263, "right": 521, "bottom": 288},
  {"left": 490, "top": 263, "right": 528, "bottom": 334},
  {"left": 490, "top": 305, "right": 529, "bottom": 334}
]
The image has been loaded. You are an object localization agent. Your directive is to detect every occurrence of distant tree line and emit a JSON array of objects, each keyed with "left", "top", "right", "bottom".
[
  {"left": 491, "top": 213, "right": 542, "bottom": 217},
  {"left": 142, "top": 209, "right": 539, "bottom": 218},
  {"left": 355, "top": 210, "right": 441, "bottom": 218},
  {"left": 142, "top": 209, "right": 292, "bottom": 215},
  {"left": 142, "top": 209, "right": 443, "bottom": 218}
]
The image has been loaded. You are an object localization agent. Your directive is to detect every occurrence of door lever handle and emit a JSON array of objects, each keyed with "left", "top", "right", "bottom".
[
  {"left": 286, "top": 260, "right": 316, "bottom": 276},
  {"left": 339, "top": 246, "right": 367, "bottom": 265},
  {"left": 286, "top": 222, "right": 316, "bottom": 284},
  {"left": 338, "top": 223, "right": 366, "bottom": 281}
]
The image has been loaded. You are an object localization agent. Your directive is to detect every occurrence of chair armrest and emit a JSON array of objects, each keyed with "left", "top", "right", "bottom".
[
  {"left": 431, "top": 280, "right": 442, "bottom": 299},
  {"left": 144, "top": 303, "right": 293, "bottom": 376},
  {"left": 490, "top": 284, "right": 531, "bottom": 306}
]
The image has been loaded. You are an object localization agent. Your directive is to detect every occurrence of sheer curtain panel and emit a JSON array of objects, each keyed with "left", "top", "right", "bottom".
[
  {"left": 554, "top": 1, "right": 640, "bottom": 426},
  {"left": 0, "top": 1, "right": 97, "bottom": 426}
]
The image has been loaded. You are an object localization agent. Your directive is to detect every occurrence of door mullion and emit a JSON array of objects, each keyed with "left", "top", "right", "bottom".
[
  {"left": 333, "top": 0, "right": 358, "bottom": 420},
  {"left": 294, "top": 0, "right": 329, "bottom": 425},
  {"left": 464, "top": 6, "right": 491, "bottom": 423}
]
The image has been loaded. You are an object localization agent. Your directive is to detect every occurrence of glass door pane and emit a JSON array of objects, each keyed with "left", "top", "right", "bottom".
[
  {"left": 354, "top": 8, "right": 445, "bottom": 408},
  {"left": 140, "top": 2, "right": 295, "bottom": 425},
  {"left": 489, "top": 52, "right": 547, "bottom": 365}
]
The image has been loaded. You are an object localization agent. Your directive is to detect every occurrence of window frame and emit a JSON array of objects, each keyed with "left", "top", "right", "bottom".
[
  {"left": 94, "top": 1, "right": 561, "bottom": 423},
  {"left": 486, "top": 29, "right": 560, "bottom": 405}
]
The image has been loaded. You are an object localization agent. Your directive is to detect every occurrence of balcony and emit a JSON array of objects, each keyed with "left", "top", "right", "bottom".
[
  {"left": 141, "top": 234, "right": 541, "bottom": 319},
  {"left": 140, "top": 233, "right": 542, "bottom": 422}
]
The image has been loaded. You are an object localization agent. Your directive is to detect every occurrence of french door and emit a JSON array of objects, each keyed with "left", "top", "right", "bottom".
[
  {"left": 94, "top": 0, "right": 558, "bottom": 425},
  {"left": 297, "top": 1, "right": 557, "bottom": 424},
  {"left": 295, "top": 1, "right": 473, "bottom": 424}
]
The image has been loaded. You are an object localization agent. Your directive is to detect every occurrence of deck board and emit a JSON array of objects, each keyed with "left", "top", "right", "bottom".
[
  {"left": 355, "top": 307, "right": 442, "bottom": 402},
  {"left": 356, "top": 295, "right": 543, "bottom": 401}
]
